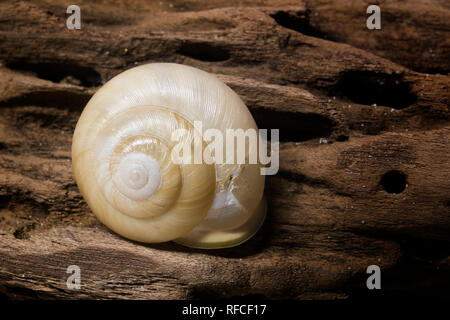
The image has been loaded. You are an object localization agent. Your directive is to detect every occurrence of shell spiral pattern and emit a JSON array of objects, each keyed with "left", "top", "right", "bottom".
[{"left": 72, "top": 63, "right": 266, "bottom": 249}]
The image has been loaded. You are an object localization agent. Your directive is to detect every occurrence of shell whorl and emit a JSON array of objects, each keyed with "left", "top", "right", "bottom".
[{"left": 72, "top": 63, "right": 265, "bottom": 248}]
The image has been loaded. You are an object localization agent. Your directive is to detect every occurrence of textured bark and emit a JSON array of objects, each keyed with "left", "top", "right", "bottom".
[{"left": 0, "top": 0, "right": 449, "bottom": 299}]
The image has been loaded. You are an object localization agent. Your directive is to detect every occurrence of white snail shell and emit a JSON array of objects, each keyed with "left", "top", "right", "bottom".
[{"left": 72, "top": 63, "right": 266, "bottom": 249}]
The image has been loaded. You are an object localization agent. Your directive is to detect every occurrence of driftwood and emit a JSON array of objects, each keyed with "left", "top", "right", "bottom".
[{"left": 0, "top": 0, "right": 449, "bottom": 299}]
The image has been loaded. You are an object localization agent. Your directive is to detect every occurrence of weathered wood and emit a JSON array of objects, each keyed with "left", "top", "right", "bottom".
[{"left": 0, "top": 0, "right": 449, "bottom": 299}]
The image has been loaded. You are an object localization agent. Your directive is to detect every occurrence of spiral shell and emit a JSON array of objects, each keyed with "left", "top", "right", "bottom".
[{"left": 72, "top": 63, "right": 266, "bottom": 248}]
